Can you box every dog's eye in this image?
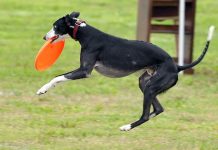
[54,26,60,32]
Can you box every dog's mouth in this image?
[43,28,60,43]
[44,27,70,43]
[43,34,60,43]
[50,35,59,43]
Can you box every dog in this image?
[37,12,214,131]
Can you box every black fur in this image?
[49,12,211,130]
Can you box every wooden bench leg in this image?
[136,0,152,42]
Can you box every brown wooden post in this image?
[136,0,152,42]
[136,0,196,74]
[184,0,196,74]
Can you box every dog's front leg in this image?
[36,75,69,95]
[36,50,98,95]
[36,68,89,95]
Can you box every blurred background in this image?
[0,0,217,149]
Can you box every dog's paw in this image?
[36,83,54,95]
[120,124,132,131]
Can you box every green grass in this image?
[0,0,218,149]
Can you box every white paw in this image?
[149,113,156,119]
[120,124,132,131]
[36,83,54,95]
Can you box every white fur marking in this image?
[73,18,86,27]
[50,76,69,85]
[45,28,70,43]
[207,26,215,41]
[80,23,86,27]
[37,76,69,95]
[149,113,156,119]
[120,124,131,131]
[46,28,55,40]
[36,83,53,95]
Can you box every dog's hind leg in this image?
[138,70,164,119]
[120,65,178,131]
[149,97,164,119]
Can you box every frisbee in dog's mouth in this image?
[34,39,65,71]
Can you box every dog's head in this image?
[43,12,81,43]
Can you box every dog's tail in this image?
[177,26,215,72]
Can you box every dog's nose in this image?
[43,36,46,40]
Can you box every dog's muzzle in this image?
[44,28,70,43]
[44,28,56,41]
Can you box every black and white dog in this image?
[37,12,214,131]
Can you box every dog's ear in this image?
[65,14,71,25]
[70,12,80,18]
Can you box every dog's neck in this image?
[71,19,86,40]
[69,23,106,48]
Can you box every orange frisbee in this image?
[35,39,65,71]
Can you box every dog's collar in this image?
[73,19,86,41]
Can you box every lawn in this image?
[0,0,218,149]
